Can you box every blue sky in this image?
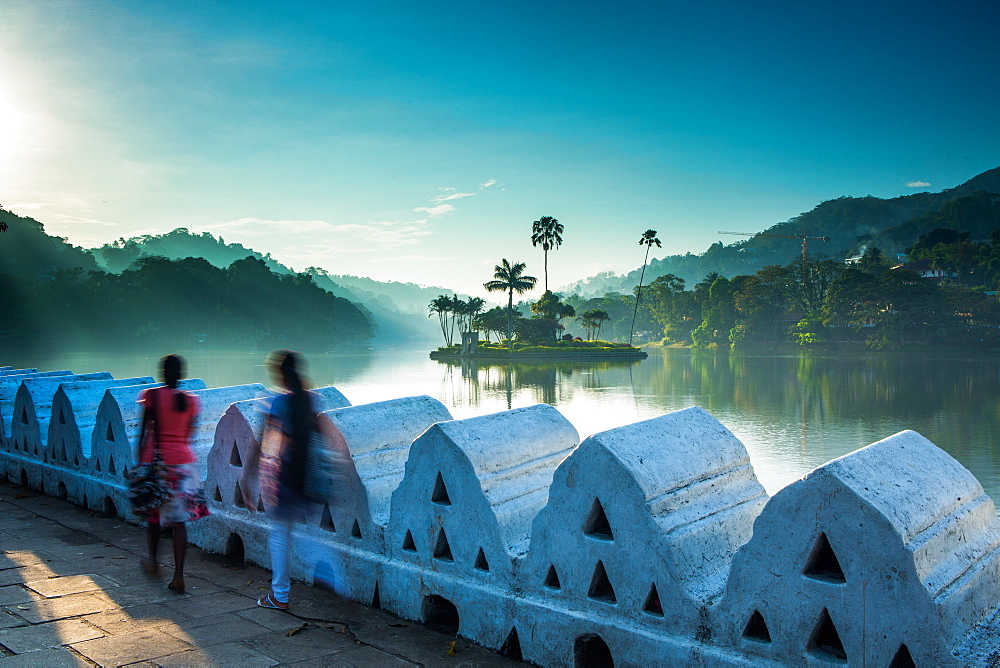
[1,0,998,298]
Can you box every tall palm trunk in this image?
[544,250,549,292]
[507,290,514,351]
[629,245,652,345]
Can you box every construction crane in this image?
[718,230,830,260]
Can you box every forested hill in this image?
[562,166,1000,296]
[92,229,290,275]
[0,209,373,347]
[88,227,448,339]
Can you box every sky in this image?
[1,0,998,299]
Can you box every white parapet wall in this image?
[2,363,999,666]
[714,429,1000,667]
[519,406,770,666]
[0,370,72,447]
[383,404,579,648]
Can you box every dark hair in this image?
[160,354,188,412]
[268,350,314,484]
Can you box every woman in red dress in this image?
[135,354,209,592]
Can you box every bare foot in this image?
[167,577,186,593]
[141,558,160,578]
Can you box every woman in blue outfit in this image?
[242,349,317,610]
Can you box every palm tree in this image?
[630,229,662,345]
[484,259,537,351]
[531,216,564,292]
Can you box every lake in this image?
[5,343,998,501]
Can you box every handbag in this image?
[303,426,334,504]
[128,389,171,513]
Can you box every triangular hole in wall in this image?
[583,498,613,540]
[742,610,771,643]
[803,532,846,584]
[587,560,616,603]
[320,504,336,532]
[73,454,80,468]
[60,441,68,462]
[371,582,381,610]
[95,457,102,472]
[402,530,417,552]
[544,565,561,589]
[58,408,65,424]
[889,644,915,668]
[431,472,451,505]
[642,583,663,617]
[499,627,523,662]
[108,455,116,476]
[123,467,129,478]
[20,406,28,424]
[351,519,362,539]
[474,547,490,572]
[230,441,242,467]
[233,481,246,508]
[213,486,222,502]
[807,608,847,662]
[106,423,115,442]
[257,497,265,512]
[433,528,453,561]
[33,443,39,456]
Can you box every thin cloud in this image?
[413,204,455,217]
[907,181,931,188]
[433,191,475,202]
[480,179,497,189]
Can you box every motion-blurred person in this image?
[134,354,209,593]
[242,350,341,610]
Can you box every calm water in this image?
[5,344,999,500]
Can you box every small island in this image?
[430,334,647,361]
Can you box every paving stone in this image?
[286,644,418,667]
[70,627,192,666]
[24,573,118,598]
[98,581,188,608]
[0,618,104,653]
[162,591,256,616]
[235,607,306,632]
[0,572,40,589]
[0,647,89,667]
[4,592,109,624]
[0,588,38,607]
[161,615,272,646]
[152,642,279,667]
[82,604,192,635]
[0,610,29,630]
[244,625,357,663]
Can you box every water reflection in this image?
[438,358,644,409]
[4,343,998,504]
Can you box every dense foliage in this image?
[636,231,1000,350]
[0,210,373,347]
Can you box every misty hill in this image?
[0,206,99,277]
[562,166,1000,296]
[92,228,291,274]
[0,214,373,346]
[90,227,447,340]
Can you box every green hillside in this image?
[563,166,1000,296]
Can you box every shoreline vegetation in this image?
[430,340,647,361]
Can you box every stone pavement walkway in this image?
[0,480,522,667]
